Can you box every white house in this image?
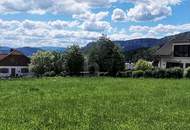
[156,40,190,69]
[0,49,31,77]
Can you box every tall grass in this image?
[0,77,190,129]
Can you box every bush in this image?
[43,71,56,77]
[99,72,109,76]
[132,70,144,78]
[152,68,166,78]
[151,67,183,79]
[135,59,153,71]
[30,51,55,75]
[185,67,190,78]
[166,67,183,79]
[59,72,68,77]
[143,69,153,78]
[116,71,132,78]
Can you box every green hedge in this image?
[118,67,184,79]
[116,71,132,78]
[165,67,184,79]
[185,67,190,78]
[132,70,144,78]
[43,71,56,77]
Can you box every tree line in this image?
[30,37,125,76]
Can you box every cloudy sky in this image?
[0,0,189,47]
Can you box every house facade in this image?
[0,49,31,77]
[156,40,190,69]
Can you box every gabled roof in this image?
[155,40,190,56]
[155,42,173,56]
[0,54,7,61]
[0,49,29,62]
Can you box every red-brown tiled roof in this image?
[0,54,8,61]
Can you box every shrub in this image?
[99,72,109,76]
[132,70,144,78]
[43,71,56,77]
[143,69,153,78]
[30,51,55,75]
[116,71,132,78]
[59,72,67,77]
[185,67,190,78]
[166,67,183,79]
[152,68,166,78]
[135,59,153,71]
[151,67,183,79]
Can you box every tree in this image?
[135,59,153,71]
[88,37,125,76]
[52,51,65,74]
[64,45,84,75]
[30,51,55,75]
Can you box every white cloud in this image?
[0,0,182,22]
[127,3,172,21]
[81,21,111,32]
[73,11,111,32]
[0,19,103,47]
[73,11,109,21]
[129,23,190,37]
[112,0,181,22]
[0,0,90,14]
[0,0,117,15]
[112,8,127,21]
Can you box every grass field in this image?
[0,77,190,130]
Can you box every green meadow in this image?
[0,77,190,130]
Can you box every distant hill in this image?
[0,47,11,54]
[83,38,162,54]
[17,47,43,57]
[0,46,66,57]
[40,47,65,52]
[84,31,190,54]
[114,38,161,52]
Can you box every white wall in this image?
[125,63,134,70]
[159,43,190,69]
[159,57,190,69]
[0,66,30,77]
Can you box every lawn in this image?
[0,77,190,130]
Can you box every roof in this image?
[0,49,29,62]
[155,40,190,56]
[0,54,7,60]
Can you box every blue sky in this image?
[0,0,189,47]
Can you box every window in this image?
[166,62,183,68]
[21,68,29,73]
[174,45,190,57]
[0,68,9,73]
[186,63,190,68]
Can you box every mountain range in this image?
[84,31,190,53]
[0,31,190,57]
[0,46,66,57]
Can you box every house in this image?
[0,49,31,77]
[125,63,134,70]
[156,40,190,69]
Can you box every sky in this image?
[0,0,189,47]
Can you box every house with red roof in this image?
[0,49,30,77]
